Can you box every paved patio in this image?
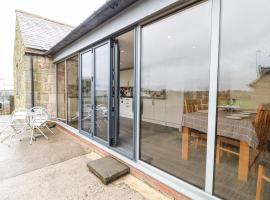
[0,116,170,200]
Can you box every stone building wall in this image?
[13,19,57,117]
[33,56,56,117]
[13,20,31,110]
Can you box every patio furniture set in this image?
[0,107,55,146]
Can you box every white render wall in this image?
[53,0,178,62]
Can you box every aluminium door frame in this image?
[204,0,220,194]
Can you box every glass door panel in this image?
[67,56,79,129]
[214,0,270,199]
[81,51,93,134]
[140,1,211,189]
[57,61,66,122]
[111,30,135,158]
[94,43,110,142]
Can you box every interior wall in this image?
[120,69,133,87]
[141,92,184,128]
[120,66,184,128]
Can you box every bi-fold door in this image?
[79,41,111,145]
[79,35,135,159]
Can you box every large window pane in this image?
[67,56,79,129]
[214,1,270,199]
[57,61,66,122]
[140,2,211,188]
[81,51,93,133]
[94,44,110,141]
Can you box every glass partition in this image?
[140,2,211,188]
[66,56,79,129]
[94,43,110,141]
[81,51,93,133]
[214,0,270,199]
[56,61,66,122]
[111,30,135,158]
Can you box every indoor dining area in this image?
[139,0,270,199]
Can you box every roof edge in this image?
[15,9,74,28]
[46,0,139,56]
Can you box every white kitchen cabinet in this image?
[141,98,154,120]
[153,99,166,123]
[119,97,133,118]
[165,91,183,127]
[141,91,184,128]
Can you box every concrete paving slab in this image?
[0,153,145,200]
[87,156,130,185]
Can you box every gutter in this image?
[30,55,34,107]
[46,0,139,56]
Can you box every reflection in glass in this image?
[140,2,211,188]
[95,44,109,141]
[66,56,79,129]
[56,61,66,122]
[115,30,134,157]
[81,51,93,133]
[214,1,270,199]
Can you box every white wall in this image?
[120,69,133,87]
[53,0,178,61]
[141,91,184,128]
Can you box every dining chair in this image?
[184,99,199,113]
[256,162,270,200]
[28,107,54,144]
[184,99,207,149]
[0,108,29,146]
[216,103,270,166]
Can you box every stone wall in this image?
[33,56,56,117]
[13,18,56,117]
[13,19,31,110]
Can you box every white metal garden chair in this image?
[0,108,29,146]
[28,107,54,145]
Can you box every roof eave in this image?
[46,0,139,56]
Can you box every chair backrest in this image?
[184,99,199,113]
[10,108,28,123]
[28,107,48,126]
[254,103,270,151]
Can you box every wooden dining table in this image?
[181,110,259,182]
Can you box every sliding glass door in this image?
[140,1,211,189]
[213,0,270,199]
[56,57,79,127]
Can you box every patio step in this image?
[87,156,130,185]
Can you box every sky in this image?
[0,0,106,90]
[142,0,270,91]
